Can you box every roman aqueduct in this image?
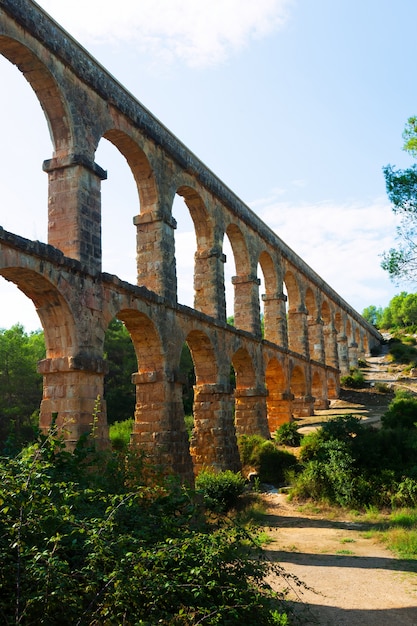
[0,0,381,482]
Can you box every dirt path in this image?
[264,352,417,625]
[265,493,417,625]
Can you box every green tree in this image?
[376,291,417,329]
[361,305,383,327]
[103,318,137,424]
[0,324,45,450]
[382,117,417,281]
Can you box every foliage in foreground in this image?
[0,429,293,625]
[290,408,417,509]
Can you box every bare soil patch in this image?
[264,493,417,625]
[264,353,417,625]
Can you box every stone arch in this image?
[327,372,338,399]
[334,310,342,334]
[0,267,76,358]
[187,329,239,473]
[116,309,164,372]
[225,223,250,275]
[258,251,278,296]
[175,185,221,316]
[258,250,286,343]
[306,287,324,362]
[321,300,331,325]
[0,264,110,446]
[346,318,352,343]
[285,270,308,356]
[103,129,158,210]
[231,347,269,438]
[225,224,260,334]
[0,35,71,156]
[305,287,317,318]
[290,365,306,397]
[265,357,291,432]
[232,347,256,389]
[186,329,218,384]
[117,309,193,479]
[290,364,313,417]
[177,186,213,248]
[283,270,301,310]
[312,370,327,410]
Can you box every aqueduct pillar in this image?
[308,316,325,362]
[130,372,194,481]
[194,246,227,321]
[190,384,241,474]
[37,356,108,447]
[288,306,310,357]
[43,156,106,274]
[262,293,288,346]
[234,387,270,438]
[232,274,262,336]
[134,209,177,303]
[337,334,350,375]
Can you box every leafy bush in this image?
[292,412,417,508]
[340,368,365,388]
[184,413,194,439]
[195,469,245,512]
[0,429,291,625]
[255,442,299,486]
[238,434,267,468]
[391,477,417,508]
[375,382,391,393]
[388,338,417,364]
[109,417,133,450]
[381,390,417,429]
[273,421,302,447]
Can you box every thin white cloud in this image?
[38,0,293,67]
[255,194,401,311]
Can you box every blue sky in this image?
[1,0,417,331]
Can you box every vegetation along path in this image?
[264,352,417,625]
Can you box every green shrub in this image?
[256,441,298,486]
[109,418,133,450]
[388,340,417,364]
[273,421,302,447]
[238,434,268,467]
[391,477,417,508]
[381,390,417,429]
[340,368,365,388]
[375,382,391,393]
[184,413,194,439]
[238,435,299,486]
[195,469,245,512]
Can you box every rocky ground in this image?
[265,352,417,625]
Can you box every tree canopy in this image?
[362,291,417,329]
[382,117,417,282]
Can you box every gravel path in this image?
[265,493,417,625]
[264,352,417,625]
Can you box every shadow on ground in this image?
[288,603,417,626]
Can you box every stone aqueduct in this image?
[0,0,381,481]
